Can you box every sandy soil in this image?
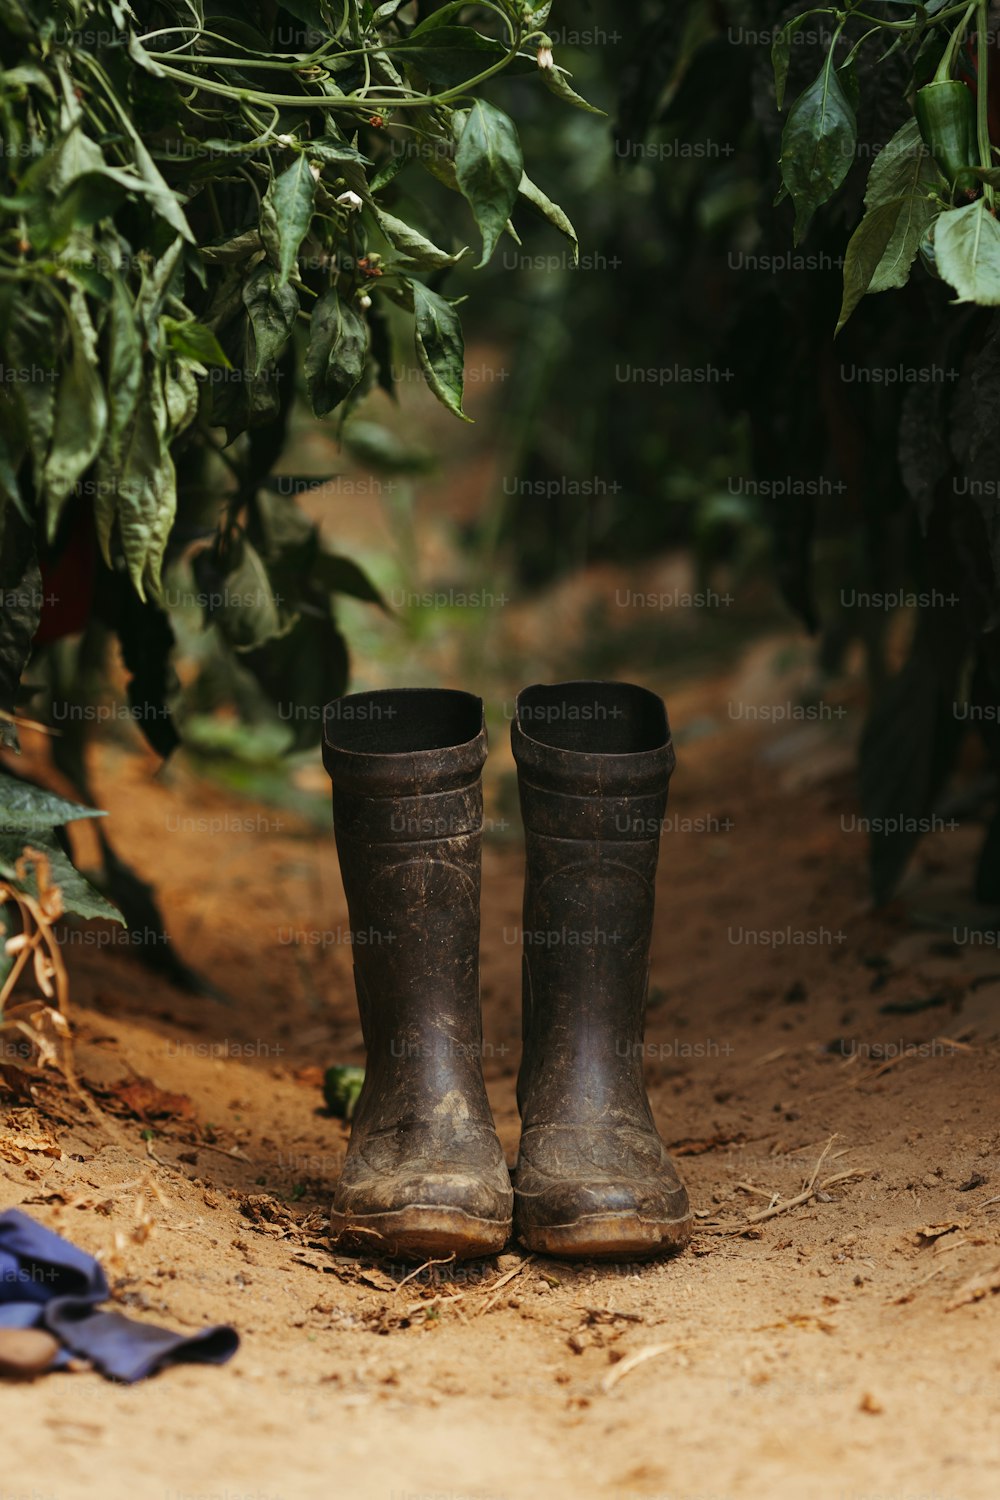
[4,617,1000,1500]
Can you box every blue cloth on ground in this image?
[0,1208,239,1381]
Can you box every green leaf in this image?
[164,361,200,434]
[857,120,943,298]
[0,769,107,834]
[161,317,231,368]
[193,534,285,651]
[0,831,124,925]
[242,265,300,378]
[408,1,477,33]
[541,66,606,117]
[455,99,524,267]
[7,299,57,498]
[517,171,578,263]
[305,288,367,417]
[239,598,349,754]
[773,15,810,112]
[307,137,372,170]
[262,155,317,285]
[0,506,40,746]
[411,279,470,422]
[42,296,108,540]
[372,206,469,269]
[103,368,176,602]
[369,153,408,195]
[935,199,1000,305]
[837,199,911,334]
[98,272,143,565]
[390,27,509,89]
[314,553,389,611]
[114,111,194,243]
[779,51,857,244]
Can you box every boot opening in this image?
[325,688,483,755]
[516,681,668,755]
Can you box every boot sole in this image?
[517,1210,693,1261]
[329,1205,511,1262]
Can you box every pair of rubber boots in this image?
[322,680,692,1262]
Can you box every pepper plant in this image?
[0,0,589,920]
[773,0,1000,322]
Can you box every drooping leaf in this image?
[773,14,810,112]
[314,553,389,611]
[164,360,200,434]
[261,154,317,284]
[305,288,367,417]
[193,533,285,652]
[161,318,231,368]
[0,503,40,748]
[104,367,176,602]
[239,599,350,754]
[411,279,470,422]
[373,206,469,270]
[42,295,107,540]
[541,66,606,117]
[837,199,906,334]
[0,830,124,925]
[780,52,857,244]
[0,769,107,834]
[455,98,523,266]
[935,199,1000,305]
[517,171,578,262]
[242,265,300,377]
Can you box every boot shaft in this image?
[324,688,488,1107]
[511,681,675,1122]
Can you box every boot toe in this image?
[513,1125,692,1259]
[330,1124,513,1261]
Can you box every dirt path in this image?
[3,628,1000,1500]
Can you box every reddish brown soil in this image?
[4,621,1000,1500]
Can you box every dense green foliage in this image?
[0,0,584,768]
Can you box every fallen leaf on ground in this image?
[98,1077,195,1124]
[0,1131,62,1162]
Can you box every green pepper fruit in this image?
[915,79,977,190]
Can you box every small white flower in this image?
[275,133,296,147]
[336,189,364,211]
[309,161,322,181]
[536,45,554,71]
[359,294,372,310]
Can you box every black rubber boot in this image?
[510,680,693,1259]
[323,688,512,1261]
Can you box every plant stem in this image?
[976,0,995,206]
[935,2,977,81]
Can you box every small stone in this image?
[859,1391,883,1414]
[0,1327,60,1379]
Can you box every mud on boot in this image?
[511,680,693,1260]
[323,688,513,1261]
